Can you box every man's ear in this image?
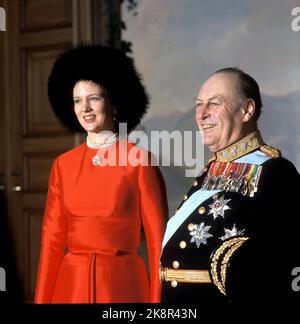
[242,99,255,122]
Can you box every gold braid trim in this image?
[220,237,249,289]
[210,237,249,296]
[214,130,264,162]
[208,155,216,164]
[210,237,243,295]
[159,268,211,283]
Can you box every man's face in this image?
[195,73,247,152]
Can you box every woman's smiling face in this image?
[73,80,114,134]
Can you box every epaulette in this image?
[260,145,281,159]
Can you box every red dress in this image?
[34,140,168,303]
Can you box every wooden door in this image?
[0,0,121,303]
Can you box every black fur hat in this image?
[48,44,149,133]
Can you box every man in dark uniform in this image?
[160,68,300,307]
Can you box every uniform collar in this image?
[212,130,265,163]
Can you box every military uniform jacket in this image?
[160,131,300,306]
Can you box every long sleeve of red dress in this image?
[35,158,67,303]
[138,159,168,303]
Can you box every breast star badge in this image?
[208,195,231,219]
[219,224,245,241]
[189,222,213,248]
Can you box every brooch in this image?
[92,155,102,166]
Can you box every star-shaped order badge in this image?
[219,224,245,241]
[190,222,213,248]
[208,195,231,220]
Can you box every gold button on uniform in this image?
[192,180,198,187]
[171,280,178,288]
[179,241,187,249]
[212,194,219,200]
[172,261,180,269]
[183,194,188,201]
[198,206,206,214]
[188,223,194,231]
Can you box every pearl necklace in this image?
[86,133,118,149]
[86,133,119,166]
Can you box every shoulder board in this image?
[260,145,281,159]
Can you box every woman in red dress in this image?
[34,45,168,303]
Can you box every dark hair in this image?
[48,44,149,133]
[214,67,263,121]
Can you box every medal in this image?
[208,195,231,219]
[219,224,245,241]
[189,222,213,248]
